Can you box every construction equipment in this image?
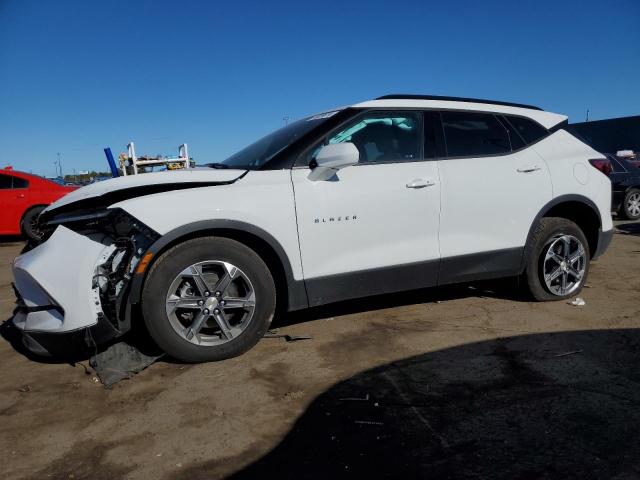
[118,142,193,176]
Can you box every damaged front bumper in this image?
[12,226,122,355]
[11,209,157,356]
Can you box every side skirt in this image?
[303,247,524,308]
[438,247,524,286]
[305,260,439,308]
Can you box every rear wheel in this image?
[524,217,590,301]
[621,188,640,220]
[21,206,45,241]
[142,237,275,362]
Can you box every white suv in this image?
[12,95,613,362]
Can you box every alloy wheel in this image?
[627,192,640,218]
[165,260,256,346]
[542,234,587,296]
[29,216,43,240]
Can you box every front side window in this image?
[0,174,13,189]
[306,111,422,165]
[441,111,511,157]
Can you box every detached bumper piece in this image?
[15,312,120,358]
[12,226,121,356]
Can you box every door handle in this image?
[16,193,25,198]
[517,164,542,173]
[406,178,435,189]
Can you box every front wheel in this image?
[142,237,276,362]
[524,217,590,301]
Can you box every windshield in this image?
[218,111,339,169]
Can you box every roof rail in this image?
[375,94,543,111]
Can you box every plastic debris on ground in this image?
[90,341,164,387]
[264,329,312,342]
[570,297,586,306]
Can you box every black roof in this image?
[375,94,543,111]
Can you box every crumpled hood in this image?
[44,168,247,213]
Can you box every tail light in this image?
[589,158,612,176]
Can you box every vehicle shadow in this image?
[0,313,167,368]
[1,277,528,364]
[0,316,96,365]
[616,221,640,237]
[0,235,25,245]
[0,316,68,364]
[180,328,640,480]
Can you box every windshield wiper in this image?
[205,162,230,169]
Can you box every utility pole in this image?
[585,109,590,122]
[283,115,290,126]
[57,152,62,177]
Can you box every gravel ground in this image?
[0,221,639,479]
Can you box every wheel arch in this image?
[523,195,602,267]
[19,204,48,233]
[128,220,308,314]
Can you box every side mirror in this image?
[308,143,359,181]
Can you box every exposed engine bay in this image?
[37,207,159,335]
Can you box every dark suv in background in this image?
[607,154,640,220]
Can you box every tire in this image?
[621,188,640,220]
[523,217,590,301]
[142,237,276,362]
[21,206,46,241]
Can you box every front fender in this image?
[126,219,308,312]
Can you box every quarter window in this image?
[441,111,511,157]
[504,115,548,145]
[13,177,28,188]
[0,174,13,189]
[307,111,422,165]
[498,116,526,150]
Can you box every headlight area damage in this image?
[12,208,159,356]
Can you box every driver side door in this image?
[291,110,441,306]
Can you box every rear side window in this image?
[0,174,13,189]
[13,177,28,188]
[441,111,511,157]
[504,115,548,145]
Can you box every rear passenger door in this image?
[436,111,552,283]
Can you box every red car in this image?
[0,167,78,240]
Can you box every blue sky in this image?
[1,0,638,176]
